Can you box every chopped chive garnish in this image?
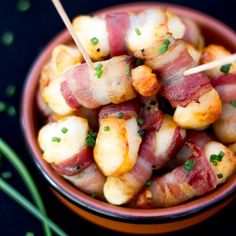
[117,112,123,119]
[61,127,68,134]
[1,171,12,180]
[86,131,97,147]
[7,106,16,117]
[134,58,143,67]
[135,27,141,36]
[51,137,61,143]
[138,129,145,137]
[0,178,67,236]
[17,0,31,12]
[104,126,110,131]
[91,192,96,198]
[220,64,232,74]
[90,37,99,45]
[210,151,225,166]
[125,65,130,75]
[1,31,14,46]
[230,101,236,107]
[137,117,144,126]
[217,173,223,179]
[183,159,196,172]
[0,101,7,112]
[158,39,171,54]
[145,180,151,187]
[0,138,52,236]
[5,85,16,97]
[95,63,103,79]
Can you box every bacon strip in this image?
[211,73,236,103]
[106,13,130,56]
[51,146,93,176]
[133,144,217,208]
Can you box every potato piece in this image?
[199,44,236,78]
[131,65,160,96]
[94,117,141,176]
[204,141,236,184]
[38,116,89,164]
[213,103,236,144]
[173,89,222,129]
[73,16,110,61]
[228,143,236,154]
[186,43,201,63]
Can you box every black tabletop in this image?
[0,0,235,235]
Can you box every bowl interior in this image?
[21,2,236,222]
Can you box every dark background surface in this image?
[0,0,235,235]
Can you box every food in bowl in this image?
[36,7,236,208]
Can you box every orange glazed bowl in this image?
[21,2,236,234]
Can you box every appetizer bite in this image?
[37,7,236,208]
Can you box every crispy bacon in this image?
[211,73,236,103]
[133,144,217,208]
[51,146,93,176]
[106,13,130,56]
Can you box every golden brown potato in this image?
[200,44,236,78]
[131,65,160,96]
[173,89,222,129]
[204,141,236,185]
[94,117,141,177]
[213,103,236,144]
[186,43,201,63]
[228,143,236,154]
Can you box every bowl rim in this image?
[21,2,236,223]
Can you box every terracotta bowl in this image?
[21,2,236,234]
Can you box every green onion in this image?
[1,31,14,46]
[145,180,151,187]
[7,105,17,117]
[51,137,61,143]
[86,131,97,147]
[94,63,103,79]
[1,171,12,180]
[158,39,171,54]
[183,159,196,172]
[138,129,145,137]
[117,112,123,119]
[220,64,232,74]
[0,138,52,236]
[134,58,143,67]
[91,192,96,198]
[0,178,67,236]
[210,151,225,166]
[217,173,223,179]
[0,101,7,112]
[61,127,68,134]
[137,117,144,126]
[90,37,99,45]
[104,126,110,131]
[17,0,31,12]
[230,101,236,107]
[5,85,16,97]
[125,65,130,75]
[135,28,141,36]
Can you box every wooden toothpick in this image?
[183,53,236,76]
[51,0,94,69]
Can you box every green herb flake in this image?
[125,65,130,75]
[5,85,16,97]
[1,171,12,180]
[0,101,7,112]
[135,27,141,36]
[17,0,31,12]
[61,127,68,134]
[7,106,17,117]
[145,180,151,187]
[95,63,103,79]
[217,173,223,179]
[220,64,232,74]
[91,192,96,198]
[90,37,99,45]
[134,58,143,67]
[183,159,196,172]
[104,126,110,131]
[51,137,61,143]
[137,117,144,126]
[138,129,145,137]
[86,131,97,147]
[210,151,225,166]
[230,101,236,107]
[158,39,171,54]
[1,31,14,46]
[117,112,123,119]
